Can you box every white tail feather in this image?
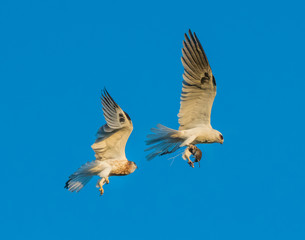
[64,161,105,192]
[145,124,182,160]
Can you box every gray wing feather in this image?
[178,30,217,130]
[91,89,133,161]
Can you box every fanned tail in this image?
[64,161,102,192]
[145,124,182,160]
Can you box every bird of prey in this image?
[65,89,137,196]
[146,30,223,166]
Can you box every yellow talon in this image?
[188,160,194,168]
[99,187,104,196]
[98,180,105,196]
[105,177,109,184]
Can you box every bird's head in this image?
[218,133,224,144]
[212,129,224,144]
[129,161,138,173]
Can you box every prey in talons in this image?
[182,145,202,168]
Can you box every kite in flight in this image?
[146,30,223,167]
[65,89,137,196]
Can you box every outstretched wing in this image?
[178,30,217,130]
[91,89,133,161]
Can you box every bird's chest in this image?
[110,161,132,176]
[194,131,215,144]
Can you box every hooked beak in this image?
[220,140,224,144]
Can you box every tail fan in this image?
[145,124,182,160]
[64,161,102,192]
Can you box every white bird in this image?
[65,89,137,196]
[146,30,223,162]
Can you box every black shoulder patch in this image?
[119,113,125,123]
[212,75,216,86]
[124,111,131,121]
[201,72,210,84]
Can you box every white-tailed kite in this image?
[146,30,223,166]
[65,89,137,196]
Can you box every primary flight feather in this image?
[146,30,223,165]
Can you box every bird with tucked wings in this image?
[65,89,137,196]
[146,30,223,167]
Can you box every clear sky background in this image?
[1,0,305,239]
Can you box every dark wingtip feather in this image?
[193,31,210,67]
[100,88,119,109]
[188,29,196,40]
[105,89,119,108]
[184,33,190,42]
[100,87,107,101]
[64,179,71,189]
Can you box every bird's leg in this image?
[105,177,110,184]
[182,147,194,168]
[185,151,194,168]
[186,155,194,168]
[98,178,106,196]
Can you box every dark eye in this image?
[219,134,223,140]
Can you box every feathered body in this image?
[146,30,223,161]
[100,160,137,176]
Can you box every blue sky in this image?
[1,0,305,239]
